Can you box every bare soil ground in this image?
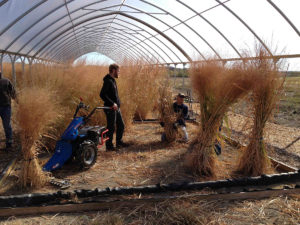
[1,122,278,195]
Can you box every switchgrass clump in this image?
[157,78,178,143]
[17,87,58,188]
[134,65,166,120]
[236,49,285,176]
[185,60,254,177]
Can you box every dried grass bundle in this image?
[17,87,58,188]
[236,49,284,176]
[185,60,254,177]
[158,79,178,143]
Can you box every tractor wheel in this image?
[76,140,97,170]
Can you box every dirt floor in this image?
[0,103,299,224]
[0,118,298,196]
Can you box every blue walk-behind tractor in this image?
[43,100,110,172]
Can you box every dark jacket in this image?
[173,102,188,126]
[0,78,16,107]
[100,74,120,107]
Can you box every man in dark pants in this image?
[0,71,16,150]
[100,64,129,151]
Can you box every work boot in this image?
[5,143,12,151]
[116,141,130,148]
[106,145,118,152]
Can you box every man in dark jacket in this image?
[0,71,16,150]
[100,64,128,151]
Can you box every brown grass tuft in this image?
[158,78,178,143]
[185,60,255,177]
[236,48,285,176]
[17,87,58,188]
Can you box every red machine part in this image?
[98,129,109,148]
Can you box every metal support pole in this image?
[182,63,186,89]
[28,58,33,77]
[21,57,25,77]
[0,53,3,76]
[173,64,177,87]
[8,54,17,86]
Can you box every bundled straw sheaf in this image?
[236,49,284,176]
[185,60,255,177]
[158,79,178,143]
[17,87,58,188]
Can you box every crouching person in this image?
[160,93,189,142]
[173,93,189,142]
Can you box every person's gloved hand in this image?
[112,103,118,111]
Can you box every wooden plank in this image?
[269,156,298,172]
[0,188,299,217]
[0,159,17,188]
[222,134,297,172]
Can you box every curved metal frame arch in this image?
[44,26,160,63]
[139,1,219,59]
[176,0,242,58]
[58,43,137,63]
[32,12,191,62]
[104,3,206,60]
[215,0,273,56]
[54,40,138,62]
[1,0,300,64]
[51,34,153,63]
[46,29,159,63]
[267,0,300,37]
[41,17,177,63]
[43,21,167,63]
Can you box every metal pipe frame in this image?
[41,18,176,63]
[215,0,273,56]
[267,0,300,37]
[53,35,152,63]
[61,44,136,63]
[1,0,300,65]
[0,53,4,75]
[176,0,242,58]
[49,28,162,62]
[88,3,206,60]
[17,1,190,61]
[51,36,143,62]
[0,0,48,36]
[32,12,191,62]
[49,30,157,63]
[8,54,17,85]
[159,54,300,66]
[45,27,158,63]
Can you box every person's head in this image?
[109,63,120,78]
[176,93,185,105]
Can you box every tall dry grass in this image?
[157,78,178,143]
[236,49,285,176]
[185,60,255,177]
[17,87,58,188]
[119,61,166,124]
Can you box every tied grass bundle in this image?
[158,79,178,143]
[236,49,284,176]
[185,61,254,177]
[17,87,58,188]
